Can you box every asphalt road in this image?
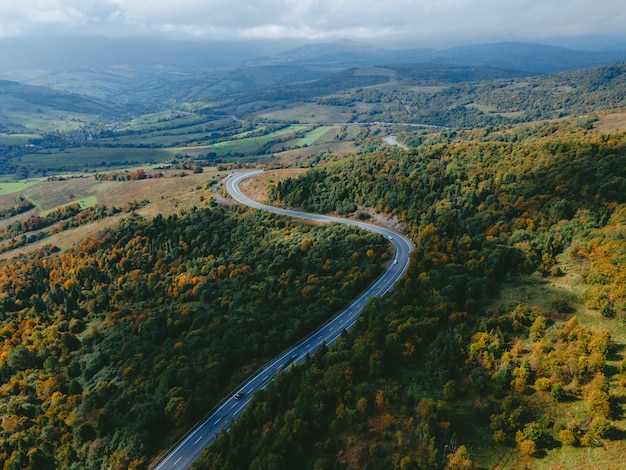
[152,169,414,469]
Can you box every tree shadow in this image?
[609,394,626,421]
[607,341,625,363]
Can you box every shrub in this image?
[559,428,576,446]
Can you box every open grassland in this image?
[96,131,211,147]
[0,133,39,145]
[118,111,206,132]
[207,125,307,156]
[257,103,354,124]
[238,168,309,203]
[0,180,39,195]
[39,195,98,216]
[0,94,101,132]
[3,111,95,133]
[272,139,363,165]
[0,167,224,258]
[297,126,333,146]
[593,110,626,133]
[18,147,175,172]
[95,116,240,148]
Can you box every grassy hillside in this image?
[0,80,115,133]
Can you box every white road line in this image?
[194,435,203,444]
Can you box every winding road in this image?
[152,170,414,469]
[383,135,409,150]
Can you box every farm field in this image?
[0,166,224,258]
[0,180,39,195]
[256,103,354,124]
[17,147,176,173]
[0,133,39,145]
[297,125,334,146]
[204,124,308,156]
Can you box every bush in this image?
[558,428,576,446]
[534,377,552,392]
[518,438,537,456]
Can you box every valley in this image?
[0,39,625,469]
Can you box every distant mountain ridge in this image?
[0,79,116,115]
[251,40,626,74]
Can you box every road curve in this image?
[152,169,414,469]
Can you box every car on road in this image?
[234,392,245,400]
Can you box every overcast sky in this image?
[0,0,624,48]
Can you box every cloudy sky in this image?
[0,0,624,48]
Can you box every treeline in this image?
[195,125,626,467]
[0,197,34,220]
[94,169,164,181]
[0,205,389,468]
[0,203,129,255]
[0,203,83,241]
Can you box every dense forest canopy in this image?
[194,121,626,468]
[2,53,626,469]
[0,206,389,468]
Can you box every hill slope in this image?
[195,118,626,469]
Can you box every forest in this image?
[0,205,390,468]
[2,52,626,469]
[324,63,626,127]
[193,117,626,468]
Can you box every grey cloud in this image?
[0,0,625,47]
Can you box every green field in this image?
[297,126,333,146]
[120,111,211,132]
[0,93,101,132]
[257,103,352,124]
[0,133,39,145]
[18,147,175,172]
[96,130,212,147]
[14,111,95,132]
[201,125,307,156]
[0,181,38,195]
[39,195,98,216]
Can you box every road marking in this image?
[195,435,204,444]
[216,417,221,423]
[174,457,182,465]
[231,402,237,408]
